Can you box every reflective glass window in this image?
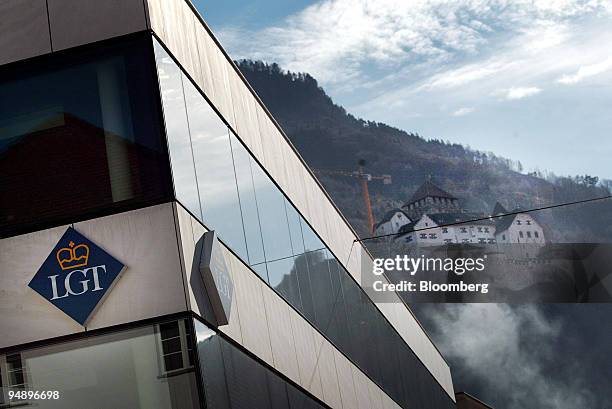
[250,161,293,262]
[0,321,200,409]
[0,35,171,238]
[267,257,302,309]
[285,200,306,256]
[301,219,325,252]
[230,133,266,265]
[183,80,247,260]
[153,42,201,219]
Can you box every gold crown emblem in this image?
[56,241,90,271]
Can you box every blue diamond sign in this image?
[29,227,126,326]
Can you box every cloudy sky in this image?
[196,0,612,180]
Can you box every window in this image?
[0,34,172,238]
[155,43,201,220]
[535,231,540,238]
[1,320,200,408]
[527,231,532,238]
[158,320,194,374]
[419,233,427,239]
[0,353,28,405]
[519,231,524,238]
[442,227,449,233]
[516,220,522,225]
[405,235,413,242]
[429,233,437,239]
[183,78,248,261]
[477,227,482,233]
[478,238,486,243]
[502,234,506,241]
[444,239,453,244]
[484,228,490,233]
[462,239,470,243]
[488,239,496,244]
[526,220,532,225]
[460,227,467,233]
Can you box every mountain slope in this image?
[237,60,612,242]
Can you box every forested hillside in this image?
[237,60,612,242]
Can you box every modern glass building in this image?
[0,1,456,408]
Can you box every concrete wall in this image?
[0,0,453,400]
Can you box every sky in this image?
[195,0,612,180]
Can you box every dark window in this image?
[442,227,448,233]
[527,231,532,238]
[535,231,539,238]
[460,227,467,233]
[0,35,171,238]
[519,231,524,238]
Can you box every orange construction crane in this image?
[314,159,391,234]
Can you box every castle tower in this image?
[402,180,460,219]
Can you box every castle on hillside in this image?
[374,180,546,246]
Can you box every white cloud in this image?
[420,304,597,409]
[557,56,612,84]
[452,107,475,116]
[219,0,611,87]
[504,86,543,100]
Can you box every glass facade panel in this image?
[183,78,248,260]
[0,322,199,409]
[154,43,201,219]
[230,132,266,265]
[267,257,302,310]
[250,160,294,262]
[0,34,172,238]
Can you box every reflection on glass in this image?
[154,43,201,219]
[251,262,269,282]
[230,133,266,265]
[301,219,325,252]
[295,253,316,322]
[251,160,293,261]
[267,257,302,310]
[0,35,170,237]
[184,80,247,260]
[2,321,199,409]
[194,320,325,409]
[285,200,306,256]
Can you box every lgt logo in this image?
[29,227,125,325]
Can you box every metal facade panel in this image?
[230,258,274,366]
[262,288,301,384]
[289,311,324,398]
[334,350,359,409]
[314,333,344,409]
[352,365,374,409]
[47,0,147,51]
[0,0,51,66]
